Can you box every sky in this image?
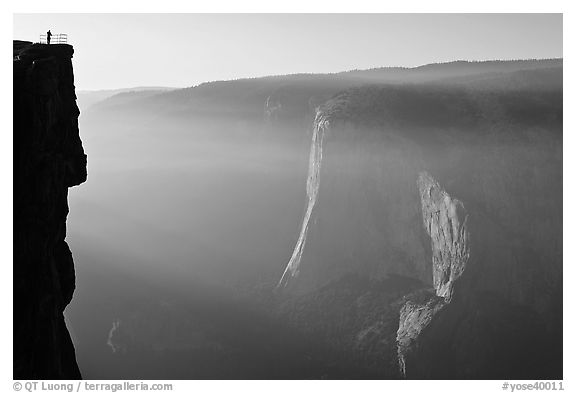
[13,13,563,92]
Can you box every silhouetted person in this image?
[47,30,52,45]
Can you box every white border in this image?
[2,3,571,392]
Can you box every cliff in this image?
[396,172,467,376]
[277,78,562,378]
[13,41,86,379]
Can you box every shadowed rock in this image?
[14,41,86,379]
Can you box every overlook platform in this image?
[13,41,74,64]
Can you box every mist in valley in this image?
[66,90,321,378]
[60,60,563,379]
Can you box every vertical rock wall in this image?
[278,109,330,289]
[417,172,470,301]
[396,172,469,377]
[13,41,86,379]
[397,172,558,379]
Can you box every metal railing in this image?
[39,33,68,44]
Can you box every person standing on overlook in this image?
[46,30,52,44]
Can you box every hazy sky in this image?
[13,13,562,90]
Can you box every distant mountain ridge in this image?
[82,58,562,120]
[77,86,177,112]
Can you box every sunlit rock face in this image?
[13,40,86,379]
[278,109,330,288]
[417,172,469,301]
[396,291,444,377]
[279,77,562,378]
[279,91,433,293]
[398,167,561,379]
[397,172,467,377]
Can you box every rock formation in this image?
[278,108,330,288]
[397,170,560,379]
[397,172,468,377]
[417,172,469,301]
[13,41,86,379]
[278,78,562,378]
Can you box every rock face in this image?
[278,109,331,288]
[396,291,444,377]
[397,172,468,377]
[278,91,433,293]
[397,170,559,379]
[417,172,469,301]
[278,77,562,378]
[13,41,86,379]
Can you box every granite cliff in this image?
[277,76,562,378]
[13,41,86,379]
[396,172,469,377]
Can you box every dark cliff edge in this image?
[14,41,86,379]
